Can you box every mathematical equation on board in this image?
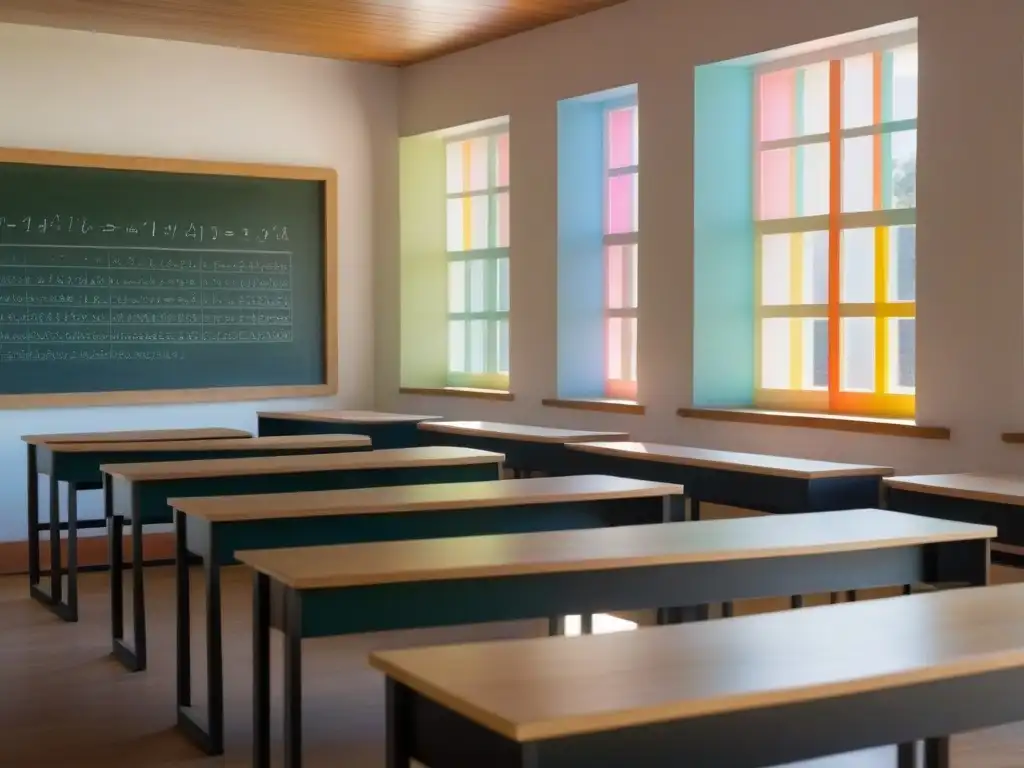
[0,215,290,246]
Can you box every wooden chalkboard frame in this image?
[0,147,338,408]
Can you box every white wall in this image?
[380,0,1024,477]
[0,23,398,541]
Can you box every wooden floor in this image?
[2,565,1024,767]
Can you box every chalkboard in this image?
[0,149,337,407]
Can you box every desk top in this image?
[45,434,370,454]
[257,410,440,424]
[22,427,250,446]
[569,442,892,479]
[885,473,1024,505]
[236,508,992,590]
[419,420,629,444]
[371,581,1021,742]
[172,474,684,522]
[102,446,503,482]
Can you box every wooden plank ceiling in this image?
[0,0,629,65]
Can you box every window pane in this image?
[888,317,915,392]
[888,225,916,302]
[809,318,829,389]
[447,260,466,313]
[445,142,464,194]
[759,69,795,142]
[760,143,828,219]
[842,136,874,213]
[466,137,489,192]
[840,228,875,303]
[495,132,510,187]
[607,172,637,234]
[760,234,791,305]
[801,62,830,135]
[469,195,489,250]
[843,54,875,129]
[496,257,509,312]
[890,129,916,209]
[467,259,486,313]
[624,316,637,381]
[891,44,918,121]
[841,317,875,392]
[496,318,510,374]
[804,231,829,304]
[446,198,464,251]
[760,318,791,389]
[448,320,466,372]
[468,319,487,373]
[627,244,638,309]
[607,318,623,380]
[607,245,624,309]
[607,106,637,169]
[494,191,510,248]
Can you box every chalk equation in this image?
[0,215,290,245]
[0,346,184,363]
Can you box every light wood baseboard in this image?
[0,532,175,576]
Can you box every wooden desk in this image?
[257,410,440,448]
[20,427,252,621]
[568,441,892,517]
[173,474,683,755]
[102,446,502,673]
[886,473,1024,549]
[419,421,629,477]
[372,581,1024,768]
[241,509,992,767]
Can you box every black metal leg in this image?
[206,556,224,754]
[112,513,147,672]
[790,595,805,609]
[548,616,565,636]
[48,474,61,605]
[722,601,734,618]
[175,512,192,711]
[897,741,917,768]
[253,573,272,768]
[657,605,709,624]
[109,513,125,652]
[26,445,40,593]
[903,584,913,596]
[580,613,594,635]
[845,590,857,602]
[830,592,839,604]
[689,497,701,521]
[65,483,79,621]
[385,679,412,768]
[924,737,950,768]
[31,478,79,623]
[283,591,303,768]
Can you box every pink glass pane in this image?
[760,69,796,142]
[607,107,636,169]
[495,132,510,187]
[759,149,792,220]
[606,318,623,380]
[496,192,510,247]
[606,172,637,234]
[606,246,624,309]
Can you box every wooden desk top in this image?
[371,581,1021,742]
[102,446,503,482]
[236,508,992,590]
[22,427,250,446]
[419,420,629,444]
[172,474,684,522]
[569,442,892,479]
[257,410,440,424]
[885,473,1024,505]
[45,434,370,454]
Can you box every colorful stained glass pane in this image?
[760,69,795,142]
[801,62,830,135]
[445,142,464,194]
[889,130,916,208]
[606,172,637,233]
[608,106,637,169]
[887,317,915,392]
[468,319,487,373]
[606,245,625,309]
[607,318,623,380]
[842,54,875,129]
[759,149,792,220]
[448,321,466,372]
[891,44,918,121]
[447,260,465,313]
[445,199,463,251]
[495,191,510,248]
[495,132,510,187]
[888,225,916,302]
[760,234,792,305]
[803,231,829,303]
[760,318,792,389]
[497,319,510,374]
[496,256,509,312]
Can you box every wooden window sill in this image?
[542,398,646,415]
[399,387,514,402]
[676,407,951,440]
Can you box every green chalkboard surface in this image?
[0,150,336,407]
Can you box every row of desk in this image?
[19,409,1024,767]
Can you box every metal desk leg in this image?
[548,616,565,636]
[924,737,950,768]
[790,595,805,609]
[109,511,125,654]
[253,573,272,768]
[386,679,412,768]
[26,445,41,597]
[283,589,304,768]
[897,742,917,768]
[48,474,61,606]
[580,614,594,635]
[112,512,147,672]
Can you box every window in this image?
[754,34,917,417]
[445,129,510,389]
[604,103,639,399]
